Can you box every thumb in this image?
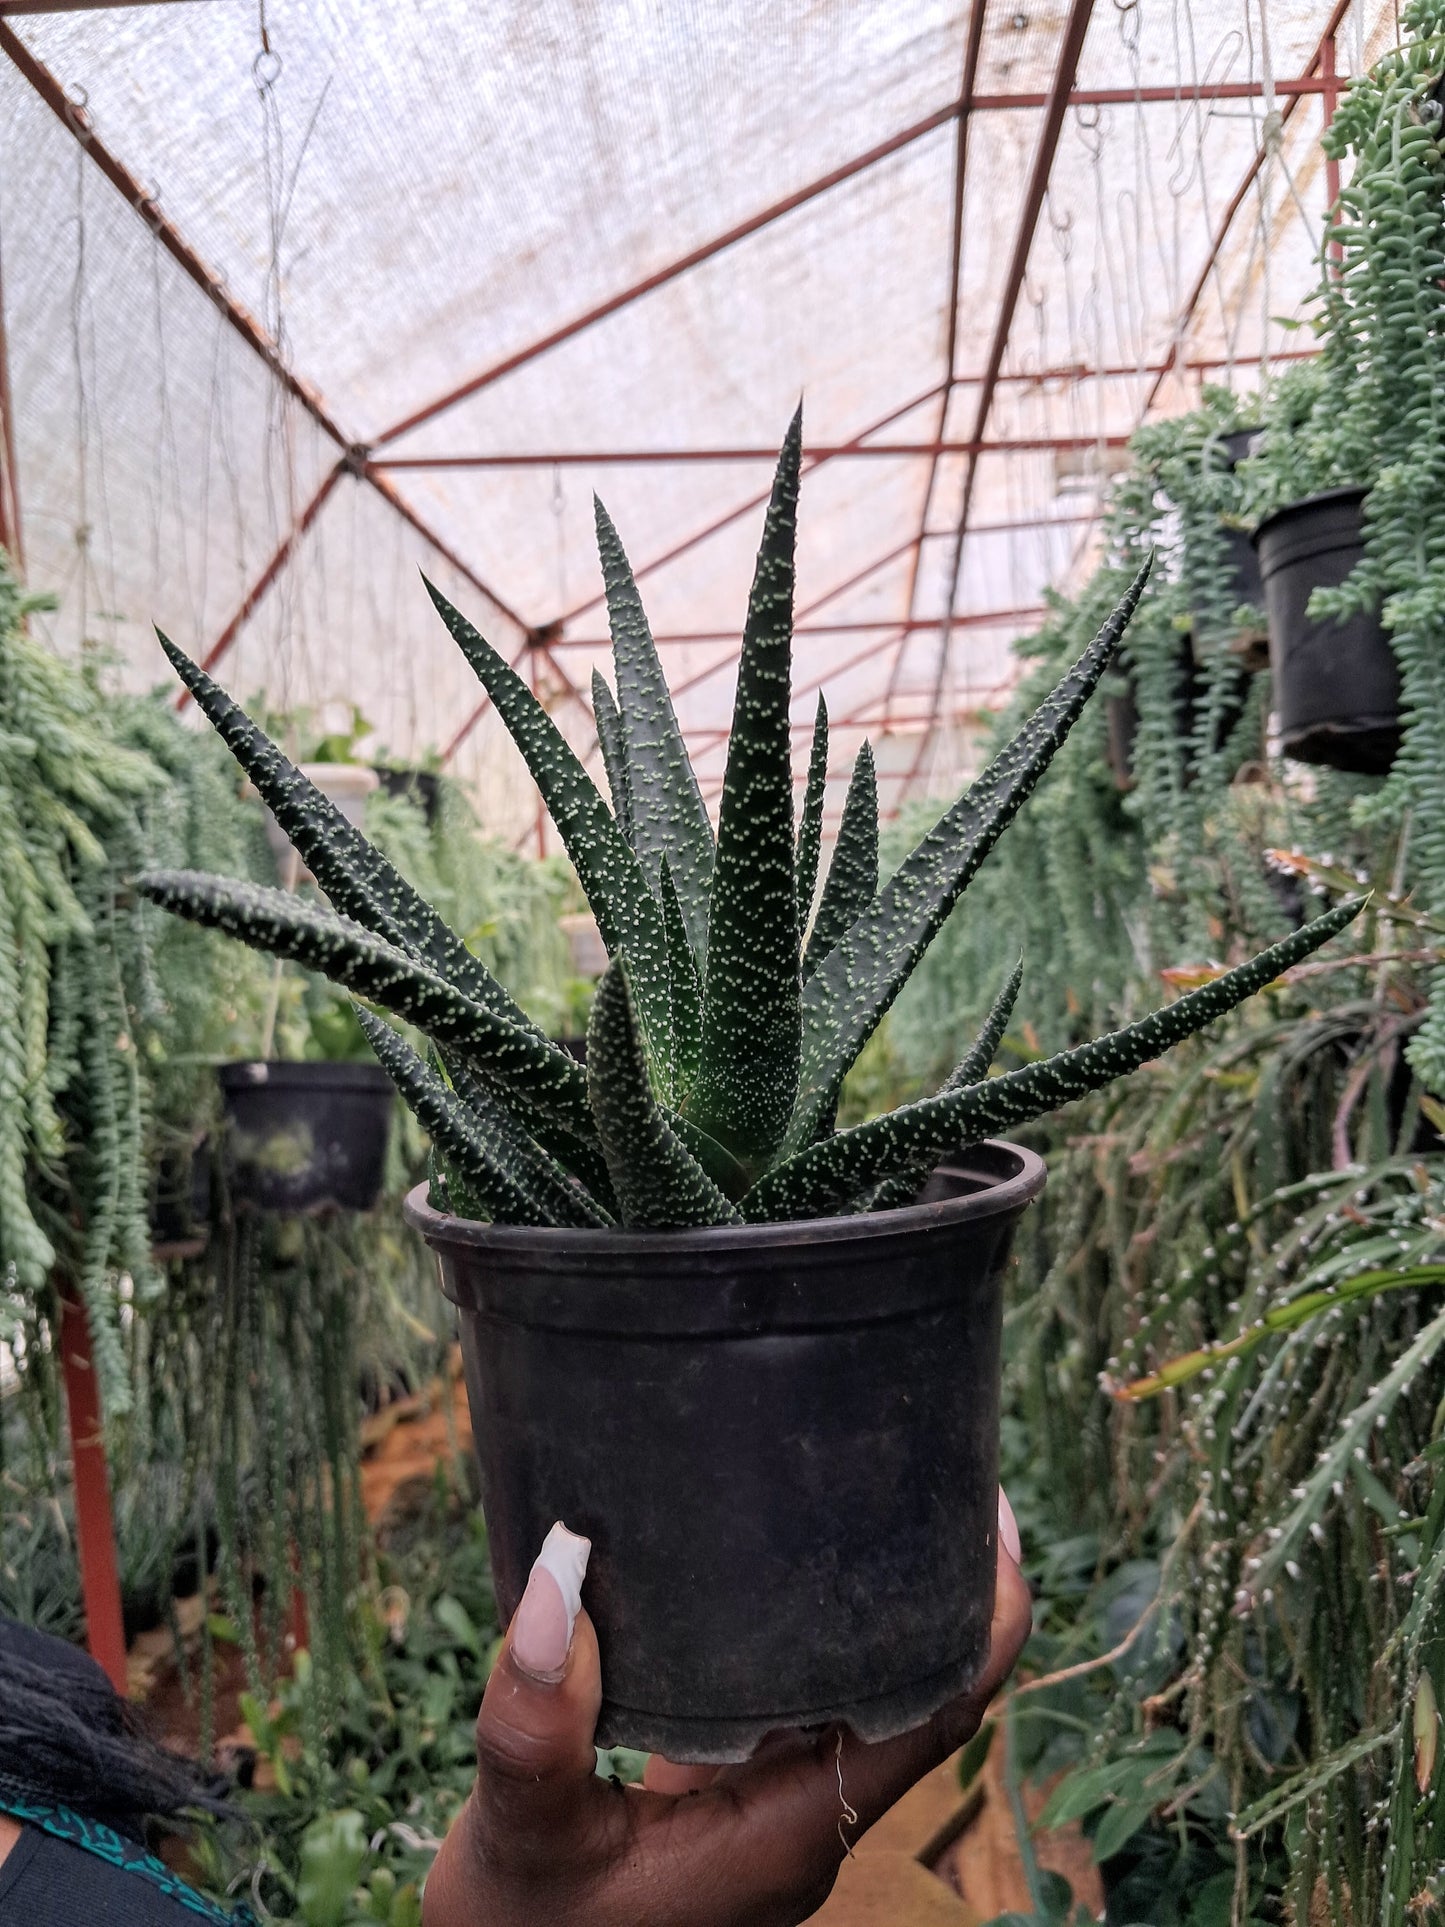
[472,1523,601,1833]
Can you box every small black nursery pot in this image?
[1253,485,1400,775]
[405,1139,1044,1762]
[220,1061,393,1214]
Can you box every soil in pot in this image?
[1253,485,1400,775]
[220,1061,393,1214]
[404,1139,1045,1762]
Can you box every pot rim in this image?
[402,1136,1046,1258]
[1251,482,1368,546]
[218,1059,395,1091]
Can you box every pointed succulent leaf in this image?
[442,1052,618,1218]
[154,630,537,1034]
[135,870,594,1138]
[591,670,635,847]
[784,555,1154,1154]
[659,855,701,1103]
[595,496,714,953]
[688,410,803,1167]
[867,959,1024,1211]
[802,738,878,983]
[745,898,1362,1222]
[424,579,673,1065]
[795,693,828,930]
[588,958,742,1228]
[357,1009,593,1228]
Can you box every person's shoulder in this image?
[0,1821,245,1927]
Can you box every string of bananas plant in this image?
[138,416,1362,1230]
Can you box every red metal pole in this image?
[0,235,22,574]
[373,434,1129,471]
[58,1281,127,1693]
[901,0,1098,801]
[1322,34,1343,272]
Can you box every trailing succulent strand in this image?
[142,417,1362,1230]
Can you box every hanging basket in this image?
[1253,486,1400,775]
[373,765,442,825]
[219,1061,394,1214]
[149,1134,212,1260]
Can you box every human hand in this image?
[422,1494,1031,1927]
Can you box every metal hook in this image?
[252,47,283,89]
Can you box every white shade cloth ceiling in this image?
[0,0,1400,843]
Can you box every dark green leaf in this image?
[802,738,877,983]
[743,898,1362,1221]
[595,496,714,954]
[136,870,593,1139]
[356,1010,582,1228]
[155,629,539,1034]
[795,693,828,930]
[688,410,803,1168]
[660,855,701,1103]
[442,1052,617,1212]
[591,670,634,846]
[587,959,741,1228]
[784,556,1153,1155]
[867,959,1023,1210]
[437,1052,615,1223]
[424,579,673,1067]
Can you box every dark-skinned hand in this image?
[422,1493,1031,1927]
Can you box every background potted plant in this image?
[139,413,1359,1760]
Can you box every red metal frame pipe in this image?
[58,1281,128,1693]
[373,435,1130,471]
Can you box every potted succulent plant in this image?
[137,414,1359,1761]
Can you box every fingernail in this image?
[511,1521,591,1681]
[997,1488,1021,1565]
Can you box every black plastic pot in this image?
[1253,485,1400,775]
[1197,431,1268,671]
[219,1062,393,1214]
[150,1135,212,1258]
[404,1140,1045,1761]
[374,766,442,825]
[1104,640,1251,792]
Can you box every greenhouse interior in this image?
[7,0,1445,1921]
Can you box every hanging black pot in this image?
[1104,636,1251,792]
[1252,485,1400,775]
[1202,429,1269,672]
[149,1135,212,1259]
[373,766,442,825]
[403,1139,1045,1762]
[219,1062,393,1214]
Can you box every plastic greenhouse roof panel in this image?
[0,0,1405,841]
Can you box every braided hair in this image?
[0,1616,229,1844]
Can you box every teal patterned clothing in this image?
[0,1782,256,1925]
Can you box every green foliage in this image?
[188,1480,500,1924]
[1305,1,1445,1088]
[144,426,1354,1231]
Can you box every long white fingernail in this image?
[997,1488,1022,1564]
[511,1521,591,1681]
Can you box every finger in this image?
[471,1523,602,1836]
